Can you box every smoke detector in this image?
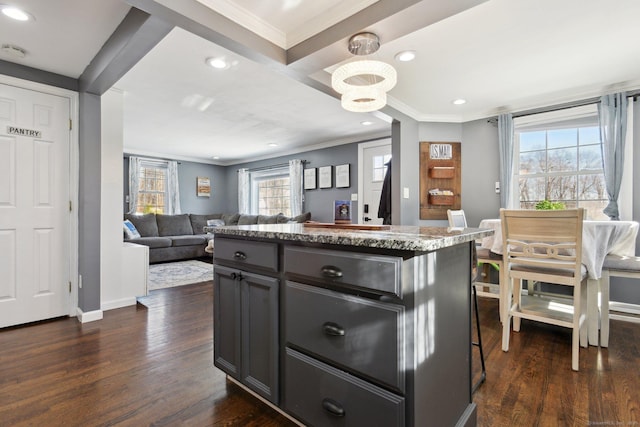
[1,44,26,58]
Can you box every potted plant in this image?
[535,200,566,210]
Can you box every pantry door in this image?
[0,83,71,328]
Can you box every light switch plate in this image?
[351,193,358,201]
[403,187,410,199]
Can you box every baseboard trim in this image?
[76,307,103,323]
[101,297,138,311]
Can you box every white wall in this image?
[100,89,135,310]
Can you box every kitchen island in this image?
[210,223,492,427]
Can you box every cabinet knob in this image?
[321,265,343,278]
[322,398,345,417]
[233,251,247,260]
[322,322,345,337]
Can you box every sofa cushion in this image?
[157,214,194,236]
[277,211,312,223]
[170,235,207,247]
[128,236,172,249]
[257,213,284,224]
[124,213,159,237]
[238,214,259,225]
[189,214,223,234]
[222,213,240,225]
[123,220,141,239]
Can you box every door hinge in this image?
[69,281,72,292]
[69,118,72,130]
[69,200,72,211]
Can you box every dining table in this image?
[478,218,639,346]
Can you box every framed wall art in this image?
[335,164,350,188]
[197,176,210,197]
[304,168,317,190]
[319,166,332,188]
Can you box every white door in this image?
[358,140,392,225]
[0,83,71,328]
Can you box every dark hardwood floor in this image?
[1,282,638,426]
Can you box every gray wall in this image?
[123,156,228,215]
[224,142,362,223]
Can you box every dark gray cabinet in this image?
[213,239,279,404]
[213,234,476,427]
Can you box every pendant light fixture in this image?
[331,32,397,113]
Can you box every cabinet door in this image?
[213,265,241,379]
[241,271,279,404]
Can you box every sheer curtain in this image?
[598,92,628,220]
[128,156,141,214]
[238,168,250,214]
[289,159,303,216]
[167,160,181,215]
[498,113,515,208]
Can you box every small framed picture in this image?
[335,164,350,188]
[319,166,332,188]
[334,200,352,224]
[197,176,210,197]
[304,168,317,190]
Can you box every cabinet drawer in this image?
[285,281,405,392]
[285,348,404,427]
[284,246,402,297]
[214,237,278,272]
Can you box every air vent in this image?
[1,44,26,58]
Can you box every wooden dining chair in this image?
[500,208,588,371]
[447,210,506,323]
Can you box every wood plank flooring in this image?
[1,281,638,426]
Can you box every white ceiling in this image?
[2,0,640,165]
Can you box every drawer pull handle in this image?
[229,272,243,281]
[233,251,247,260]
[322,322,345,337]
[322,398,345,417]
[321,265,343,278]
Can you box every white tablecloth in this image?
[479,219,639,280]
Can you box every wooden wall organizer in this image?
[420,142,461,220]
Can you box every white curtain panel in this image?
[128,156,141,214]
[598,92,628,220]
[167,160,181,214]
[238,168,250,214]
[498,113,515,209]
[289,159,303,216]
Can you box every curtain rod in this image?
[238,160,307,173]
[488,89,640,123]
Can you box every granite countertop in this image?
[208,223,493,252]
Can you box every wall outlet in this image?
[351,193,358,201]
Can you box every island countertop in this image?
[208,223,493,252]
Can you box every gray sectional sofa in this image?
[124,212,311,264]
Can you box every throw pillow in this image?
[207,219,225,227]
[123,220,141,239]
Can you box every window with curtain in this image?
[514,104,608,220]
[250,166,291,216]
[134,160,168,214]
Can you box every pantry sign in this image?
[7,126,41,138]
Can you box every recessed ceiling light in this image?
[268,143,278,147]
[1,5,33,21]
[394,50,416,62]
[206,57,229,70]
[212,156,220,160]
[452,99,467,105]
[361,121,373,126]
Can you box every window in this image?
[135,160,168,214]
[514,105,608,220]
[372,153,392,181]
[250,166,291,216]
